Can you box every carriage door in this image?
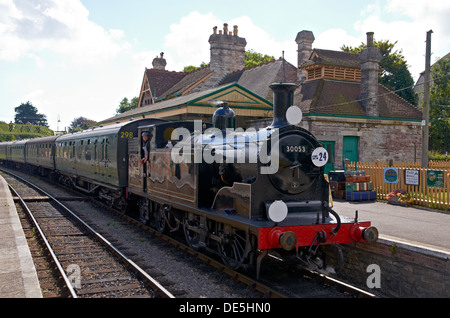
[128,136,143,191]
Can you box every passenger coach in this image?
[54,119,164,206]
[26,135,58,175]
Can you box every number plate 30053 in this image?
[284,145,307,153]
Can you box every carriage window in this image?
[78,141,82,159]
[85,146,91,161]
[101,139,104,160]
[105,138,109,160]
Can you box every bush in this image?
[429,150,450,161]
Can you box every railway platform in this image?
[333,199,450,255]
[0,174,42,298]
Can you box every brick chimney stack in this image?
[209,23,247,82]
[152,52,167,70]
[359,32,381,116]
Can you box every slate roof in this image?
[295,78,423,120]
[131,45,422,127]
[159,65,212,97]
[220,58,299,102]
[300,49,360,69]
[144,68,185,99]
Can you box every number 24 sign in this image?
[311,147,328,167]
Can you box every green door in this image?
[320,141,335,175]
[343,136,358,165]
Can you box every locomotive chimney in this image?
[269,83,297,127]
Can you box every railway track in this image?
[4,171,174,298]
[1,167,376,298]
[102,205,376,298]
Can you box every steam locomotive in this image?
[0,83,378,278]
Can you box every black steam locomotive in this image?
[0,83,378,278]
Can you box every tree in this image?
[341,40,418,105]
[182,50,275,73]
[116,97,138,114]
[183,62,208,73]
[14,101,49,127]
[68,117,98,133]
[429,57,450,153]
[244,49,274,69]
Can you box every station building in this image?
[99,25,423,172]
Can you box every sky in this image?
[0,0,449,132]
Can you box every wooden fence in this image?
[345,161,450,211]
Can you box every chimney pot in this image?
[233,25,238,36]
[223,23,228,34]
[213,26,217,34]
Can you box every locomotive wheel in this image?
[216,224,249,269]
[183,213,203,250]
[154,204,166,233]
[139,198,150,225]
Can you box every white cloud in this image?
[162,12,297,71]
[354,0,450,79]
[0,0,130,66]
[314,29,362,51]
[163,11,220,71]
[20,88,45,103]
[0,0,141,131]
[228,16,296,64]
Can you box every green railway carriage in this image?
[26,135,58,171]
[54,119,164,196]
[9,140,28,164]
[0,142,12,161]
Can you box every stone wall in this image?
[319,238,450,297]
[303,117,422,168]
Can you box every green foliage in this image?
[428,150,450,161]
[116,97,139,114]
[429,57,450,153]
[341,40,418,105]
[68,117,98,133]
[244,49,274,69]
[183,62,208,73]
[182,50,275,73]
[0,121,53,141]
[14,101,49,127]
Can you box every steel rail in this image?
[4,170,175,298]
[8,184,78,298]
[299,267,376,298]
[113,211,287,298]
